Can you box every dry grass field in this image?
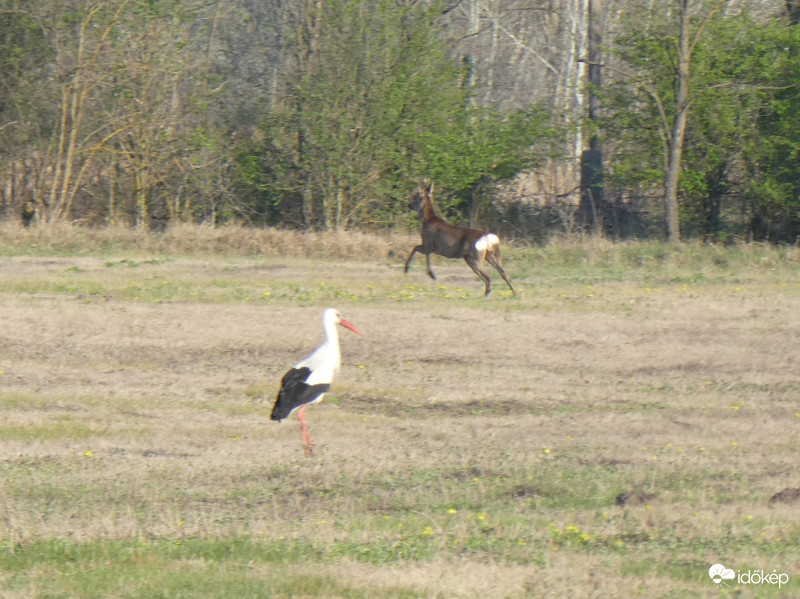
[0,223,799,598]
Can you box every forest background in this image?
[2,0,800,243]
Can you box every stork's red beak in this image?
[339,319,362,335]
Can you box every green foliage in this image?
[603,3,800,240]
[408,105,552,219]
[6,0,800,239]
[0,9,54,146]
[675,11,769,238]
[245,0,550,229]
[745,20,800,240]
[250,0,459,228]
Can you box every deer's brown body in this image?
[403,181,515,297]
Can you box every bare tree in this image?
[0,0,233,226]
[449,1,595,215]
[108,0,232,226]
[662,0,729,242]
[22,0,137,223]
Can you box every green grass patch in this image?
[0,421,97,441]
[0,538,426,598]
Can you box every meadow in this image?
[0,222,799,598]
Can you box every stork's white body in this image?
[270,308,361,454]
[293,314,342,397]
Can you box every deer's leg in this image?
[403,245,422,274]
[465,255,492,296]
[486,252,515,295]
[425,253,437,280]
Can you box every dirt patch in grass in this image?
[343,394,535,418]
[769,487,800,506]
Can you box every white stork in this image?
[271,307,362,455]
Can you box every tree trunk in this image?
[579,0,605,233]
[663,0,691,243]
[787,0,800,25]
[559,0,588,167]
[302,179,313,228]
[335,188,344,230]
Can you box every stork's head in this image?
[323,308,362,335]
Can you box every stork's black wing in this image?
[270,367,331,421]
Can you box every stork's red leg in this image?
[298,405,313,456]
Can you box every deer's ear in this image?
[427,181,434,196]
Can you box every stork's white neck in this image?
[322,315,340,349]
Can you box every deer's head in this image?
[408,180,434,216]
